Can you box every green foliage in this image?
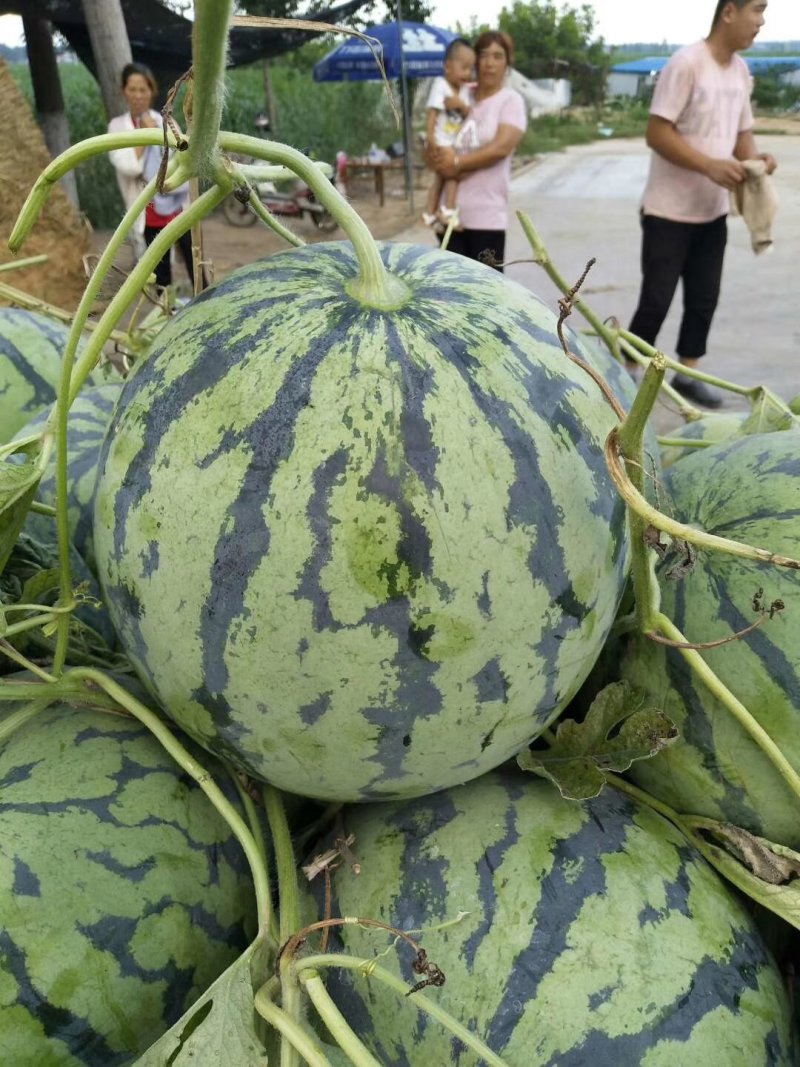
[751,67,800,111]
[498,1,612,105]
[222,61,396,161]
[517,100,648,156]
[9,55,397,227]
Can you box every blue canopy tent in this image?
[313,21,457,80]
[313,20,458,209]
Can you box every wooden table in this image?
[345,159,428,207]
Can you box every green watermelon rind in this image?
[93,241,631,802]
[306,769,796,1065]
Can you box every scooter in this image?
[222,113,338,232]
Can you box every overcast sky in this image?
[1,3,797,48]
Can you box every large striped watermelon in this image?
[93,242,630,802]
[14,383,122,573]
[0,679,258,1065]
[306,769,795,1064]
[619,433,800,845]
[0,309,110,444]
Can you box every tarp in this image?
[2,0,371,96]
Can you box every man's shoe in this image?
[671,374,723,409]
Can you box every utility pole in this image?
[80,0,132,119]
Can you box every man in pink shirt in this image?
[628,0,777,407]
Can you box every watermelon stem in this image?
[264,785,302,945]
[7,129,172,254]
[186,0,230,184]
[0,693,57,742]
[49,182,227,675]
[518,211,622,357]
[293,954,510,1067]
[218,134,411,311]
[253,987,332,1066]
[300,970,381,1067]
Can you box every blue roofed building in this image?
[608,54,800,98]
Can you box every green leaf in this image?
[0,460,41,575]
[518,681,678,801]
[740,388,800,436]
[19,567,61,605]
[134,936,273,1066]
[682,816,800,931]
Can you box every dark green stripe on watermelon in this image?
[94,241,630,801]
[306,769,795,1065]
[621,433,800,846]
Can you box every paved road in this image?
[399,134,800,408]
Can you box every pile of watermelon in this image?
[2,223,800,1066]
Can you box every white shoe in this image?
[422,212,438,227]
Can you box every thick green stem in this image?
[253,988,331,1067]
[656,437,713,451]
[188,0,233,181]
[0,643,56,682]
[66,668,274,937]
[264,784,304,1067]
[615,355,667,630]
[230,775,279,945]
[617,336,697,413]
[50,166,201,673]
[0,281,130,348]
[300,971,381,1067]
[3,612,62,638]
[294,955,509,1067]
[619,329,753,397]
[263,786,301,942]
[246,189,305,247]
[219,134,410,310]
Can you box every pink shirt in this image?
[453,86,527,231]
[642,41,754,223]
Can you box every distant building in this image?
[608,54,800,98]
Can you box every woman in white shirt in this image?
[107,62,161,262]
[107,62,199,292]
